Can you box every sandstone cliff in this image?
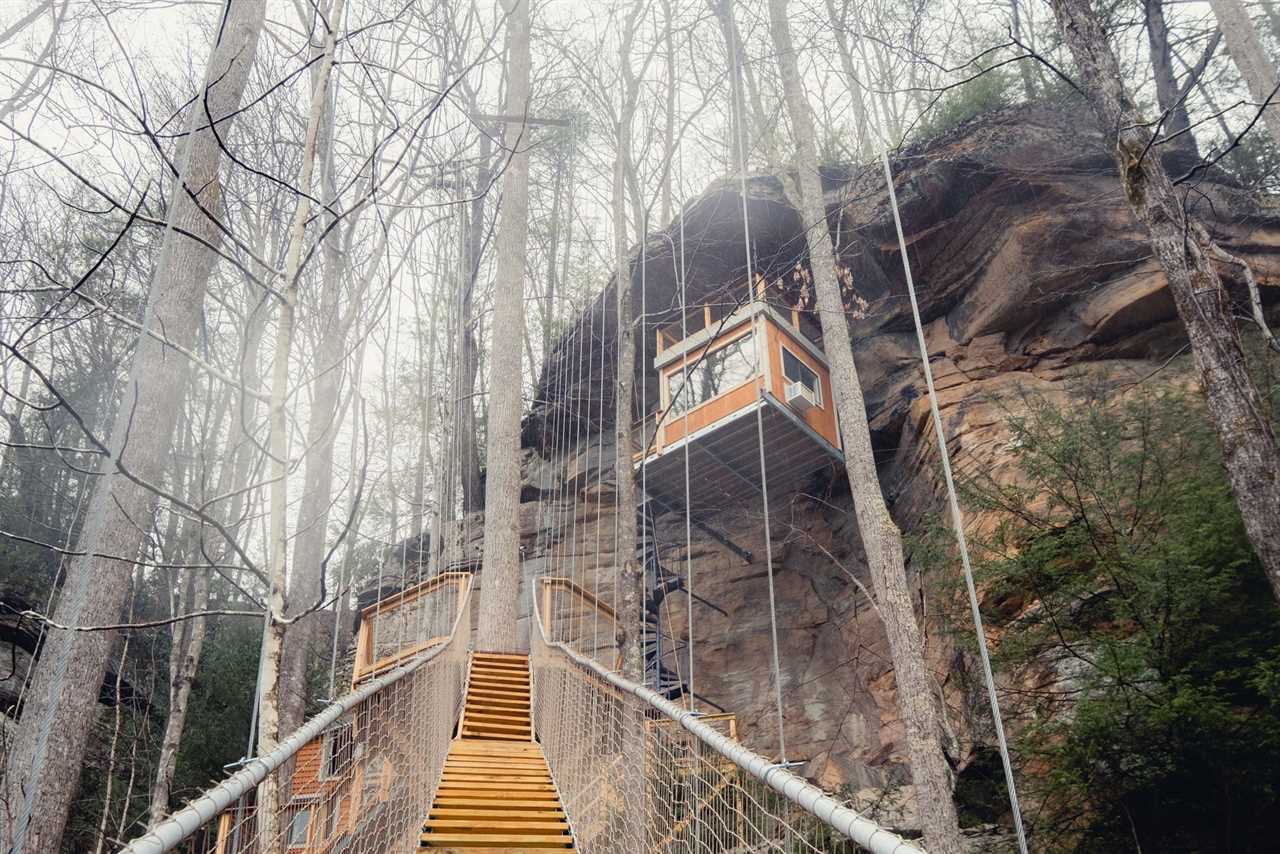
[459,103,1280,834]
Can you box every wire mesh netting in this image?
[120,575,472,854]
[530,591,898,854]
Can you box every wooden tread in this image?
[420,652,573,851]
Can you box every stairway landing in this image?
[420,652,573,851]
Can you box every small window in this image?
[322,724,353,779]
[781,347,821,406]
[287,807,311,848]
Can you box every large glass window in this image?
[781,346,822,406]
[667,334,757,416]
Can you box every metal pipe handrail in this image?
[118,575,474,854]
[531,586,925,854]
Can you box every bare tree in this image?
[0,1,267,848]
[766,0,966,851]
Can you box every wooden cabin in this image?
[636,279,844,510]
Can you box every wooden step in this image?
[420,834,572,849]
[430,808,566,819]
[425,819,570,831]
[442,768,547,783]
[449,741,542,754]
[432,797,564,809]
[437,783,558,793]
[445,758,547,769]
[472,652,529,661]
[466,688,530,701]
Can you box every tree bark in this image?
[475,0,532,653]
[613,1,644,686]
[256,5,345,842]
[278,75,348,736]
[0,2,266,850]
[1207,0,1280,150]
[765,1,965,851]
[1048,0,1280,599]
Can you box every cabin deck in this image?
[638,391,843,512]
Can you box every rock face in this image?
[492,104,1279,832]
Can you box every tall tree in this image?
[1047,0,1280,600]
[0,0,267,848]
[1207,0,1280,150]
[1143,0,1197,156]
[765,0,966,851]
[613,0,645,685]
[475,0,533,652]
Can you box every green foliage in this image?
[912,68,1015,143]
[1221,132,1280,197]
[938,379,1280,852]
[172,618,260,800]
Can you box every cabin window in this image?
[321,723,353,779]
[287,807,312,848]
[781,346,821,406]
[667,334,757,416]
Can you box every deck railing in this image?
[352,570,471,685]
[119,574,473,854]
[530,581,924,854]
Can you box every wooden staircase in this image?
[420,652,574,851]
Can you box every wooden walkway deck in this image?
[419,653,574,851]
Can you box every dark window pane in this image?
[782,347,818,394]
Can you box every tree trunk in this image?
[1143,0,1198,156]
[1049,0,1280,598]
[0,2,265,849]
[1011,0,1040,100]
[614,2,644,686]
[457,137,491,515]
[475,0,532,653]
[1207,0,1280,149]
[257,3,345,839]
[279,77,348,736]
[765,1,965,851]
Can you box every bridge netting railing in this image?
[530,582,925,854]
[118,573,473,854]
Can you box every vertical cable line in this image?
[881,151,1028,854]
[727,5,786,762]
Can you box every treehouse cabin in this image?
[637,279,844,511]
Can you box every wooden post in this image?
[703,304,712,329]
[214,812,232,854]
[541,579,554,641]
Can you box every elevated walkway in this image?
[120,570,921,854]
[420,653,574,851]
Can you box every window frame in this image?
[320,723,353,781]
[663,329,759,417]
[286,805,314,849]
[780,344,822,407]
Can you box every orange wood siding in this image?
[765,322,841,449]
[662,378,761,445]
[292,739,324,797]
